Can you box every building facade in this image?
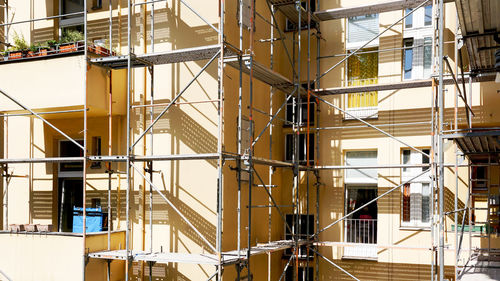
[0,0,499,280]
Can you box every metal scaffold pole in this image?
[437,0,445,280]
[247,0,256,279]
[217,0,225,279]
[82,0,88,279]
[125,0,132,279]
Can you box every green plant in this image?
[46,40,58,49]
[61,30,84,43]
[29,43,42,53]
[12,32,29,51]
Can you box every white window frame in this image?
[344,48,379,120]
[403,5,433,81]
[401,148,431,228]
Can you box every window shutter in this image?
[345,151,378,183]
[348,14,379,46]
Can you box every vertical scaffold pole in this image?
[236,0,243,279]
[247,0,255,279]
[217,0,225,280]
[125,0,132,279]
[437,0,445,280]
[82,0,88,279]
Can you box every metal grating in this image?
[89,240,300,265]
[225,55,305,95]
[444,130,500,163]
[269,1,319,25]
[315,0,454,21]
[455,0,500,74]
[90,45,234,69]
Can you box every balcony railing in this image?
[344,218,378,259]
[345,218,377,244]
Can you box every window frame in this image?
[285,99,316,127]
[400,148,432,228]
[59,0,84,28]
[284,133,315,165]
[344,48,379,120]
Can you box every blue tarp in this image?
[72,207,103,233]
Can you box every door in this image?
[344,186,378,259]
[58,179,83,232]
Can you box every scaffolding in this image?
[0,0,499,280]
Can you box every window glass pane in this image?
[402,149,411,172]
[422,183,430,223]
[348,48,378,109]
[403,39,413,80]
[423,37,432,73]
[405,8,413,28]
[410,185,422,223]
[403,184,411,222]
[424,5,432,26]
[422,149,430,172]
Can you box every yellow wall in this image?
[1,0,500,281]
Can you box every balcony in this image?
[0,43,126,116]
[0,230,125,281]
[343,218,378,259]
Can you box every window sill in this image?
[399,226,431,231]
[344,107,378,120]
[341,255,378,261]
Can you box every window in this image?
[402,37,432,80]
[424,5,432,26]
[405,9,413,29]
[347,14,379,49]
[284,214,314,258]
[346,49,379,119]
[285,99,316,126]
[345,151,378,184]
[404,5,432,30]
[344,151,378,258]
[401,149,431,227]
[60,0,84,28]
[285,266,313,281]
[285,133,314,165]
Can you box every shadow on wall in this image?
[318,259,455,281]
[32,184,216,251]
[132,262,194,281]
[131,102,218,167]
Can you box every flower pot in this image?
[8,51,23,60]
[39,49,48,56]
[37,224,53,232]
[27,51,35,57]
[9,224,25,232]
[60,43,76,53]
[24,224,38,232]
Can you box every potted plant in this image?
[8,33,28,59]
[1,50,8,61]
[27,43,40,57]
[60,30,84,53]
[46,39,58,55]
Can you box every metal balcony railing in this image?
[345,218,377,244]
